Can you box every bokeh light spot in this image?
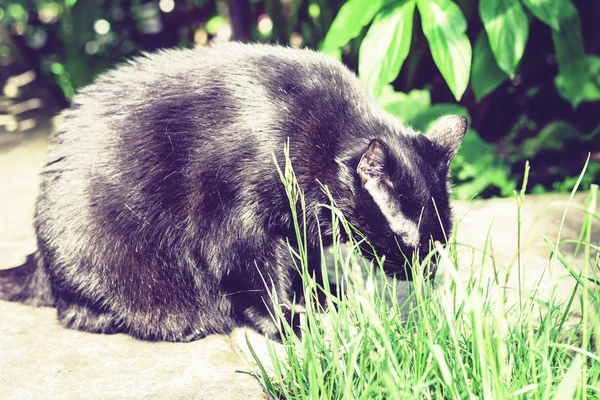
[308,4,320,19]
[7,4,27,22]
[206,15,226,35]
[38,3,60,24]
[85,41,99,54]
[94,19,111,35]
[159,0,175,13]
[50,62,64,75]
[257,15,273,37]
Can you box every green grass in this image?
[249,152,600,399]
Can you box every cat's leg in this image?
[57,294,234,342]
[114,284,234,342]
[123,298,236,343]
[56,296,122,335]
[56,290,214,342]
[226,238,301,341]
[57,298,209,341]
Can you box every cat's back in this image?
[44,43,381,193]
[60,42,365,124]
[48,43,373,164]
[37,44,376,249]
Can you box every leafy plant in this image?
[323,0,599,107]
[2,0,599,199]
[322,0,599,199]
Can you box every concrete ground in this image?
[1,133,598,399]
[0,133,269,400]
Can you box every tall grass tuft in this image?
[248,150,599,399]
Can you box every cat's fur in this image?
[0,43,466,341]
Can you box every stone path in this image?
[451,191,598,323]
[0,301,266,399]
[1,133,597,399]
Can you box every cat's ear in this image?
[426,115,468,167]
[357,139,389,185]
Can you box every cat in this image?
[0,42,466,342]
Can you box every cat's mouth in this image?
[423,261,437,281]
[378,251,438,282]
[356,243,438,281]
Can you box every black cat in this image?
[0,43,466,341]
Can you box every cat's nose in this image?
[423,261,437,280]
[418,238,437,280]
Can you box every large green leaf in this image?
[359,0,416,99]
[377,86,431,123]
[583,56,600,102]
[417,0,472,101]
[452,130,515,199]
[521,0,561,31]
[322,0,385,57]
[407,103,469,132]
[479,0,529,78]
[471,31,509,101]
[552,1,600,107]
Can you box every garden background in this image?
[1,0,598,200]
[0,2,599,399]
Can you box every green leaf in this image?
[520,121,581,158]
[588,55,600,77]
[451,129,515,199]
[471,31,509,101]
[479,0,529,78]
[322,0,385,56]
[453,131,495,182]
[417,0,472,101]
[555,162,600,193]
[378,86,431,123]
[521,0,561,32]
[358,0,416,99]
[552,1,600,107]
[582,56,600,102]
[407,103,469,132]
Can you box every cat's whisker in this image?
[223,289,264,297]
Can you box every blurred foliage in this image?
[324,0,600,199]
[0,0,598,199]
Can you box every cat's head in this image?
[351,115,467,280]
